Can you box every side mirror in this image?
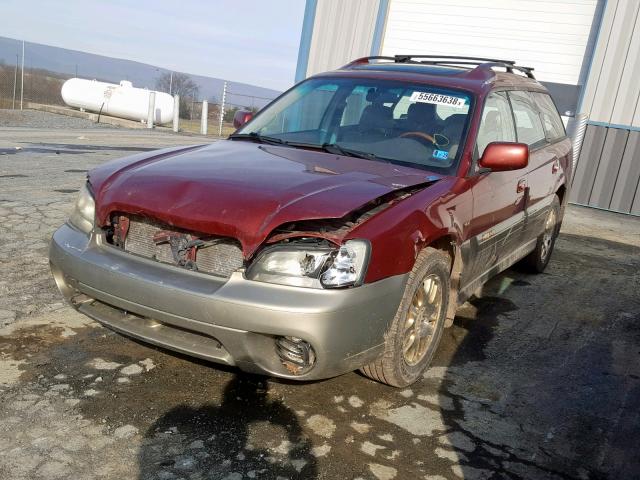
[478,142,529,172]
[233,110,254,129]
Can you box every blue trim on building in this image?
[294,0,318,83]
[576,0,608,114]
[370,0,390,55]
[588,120,640,132]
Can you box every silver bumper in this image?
[49,224,407,380]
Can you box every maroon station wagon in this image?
[50,55,571,387]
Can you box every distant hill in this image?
[0,36,280,108]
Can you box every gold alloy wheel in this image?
[541,207,557,262]
[402,274,443,366]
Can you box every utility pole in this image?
[200,100,208,135]
[75,64,78,78]
[12,53,18,109]
[20,40,24,110]
[218,81,227,137]
[169,71,173,96]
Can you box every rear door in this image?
[530,91,570,220]
[508,91,556,242]
[462,91,523,290]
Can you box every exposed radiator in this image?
[121,216,243,278]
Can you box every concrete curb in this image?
[26,103,148,129]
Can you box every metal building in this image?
[295,0,640,216]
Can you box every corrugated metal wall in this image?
[580,0,640,127]
[572,125,640,215]
[570,0,640,215]
[305,0,381,77]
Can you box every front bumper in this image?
[49,224,407,380]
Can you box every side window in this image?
[508,91,546,148]
[532,92,566,141]
[476,91,516,157]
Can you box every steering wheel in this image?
[400,131,435,144]
[400,131,450,148]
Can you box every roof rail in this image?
[394,54,515,64]
[340,56,398,69]
[340,55,535,79]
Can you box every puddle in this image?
[64,169,89,173]
[54,189,79,194]
[0,174,28,178]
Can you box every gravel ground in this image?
[0,127,639,480]
[0,109,114,129]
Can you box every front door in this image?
[462,91,525,292]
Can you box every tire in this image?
[360,247,450,387]
[520,195,560,273]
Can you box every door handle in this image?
[517,179,527,193]
[552,158,560,174]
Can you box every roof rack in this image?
[341,55,535,79]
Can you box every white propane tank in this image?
[61,78,174,124]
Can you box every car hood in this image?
[90,140,442,257]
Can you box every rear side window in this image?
[532,92,566,141]
[508,91,546,149]
[476,91,516,157]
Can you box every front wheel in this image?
[360,247,450,387]
[520,195,560,273]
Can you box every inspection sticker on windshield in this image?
[410,91,466,108]
[433,149,449,160]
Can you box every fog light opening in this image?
[275,336,316,375]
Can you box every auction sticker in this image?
[410,91,466,108]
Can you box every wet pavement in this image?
[1,126,639,480]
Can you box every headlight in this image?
[320,241,369,287]
[247,240,369,289]
[68,183,95,234]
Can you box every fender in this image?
[346,176,473,283]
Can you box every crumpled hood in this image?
[90,140,442,257]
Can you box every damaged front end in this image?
[104,214,245,279]
[245,182,436,291]
[265,182,430,246]
[52,179,426,380]
[96,181,434,290]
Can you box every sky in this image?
[1,0,306,91]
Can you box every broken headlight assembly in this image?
[68,183,95,234]
[247,239,369,289]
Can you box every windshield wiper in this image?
[229,132,288,146]
[320,143,390,163]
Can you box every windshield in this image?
[236,77,473,173]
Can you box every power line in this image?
[226,91,275,101]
